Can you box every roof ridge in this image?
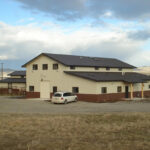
[43,52,116,59]
[22,53,136,68]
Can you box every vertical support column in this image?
[130,83,133,99]
[141,83,144,99]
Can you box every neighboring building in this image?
[134,66,150,75]
[0,71,26,95]
[22,53,150,102]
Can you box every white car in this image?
[51,92,78,104]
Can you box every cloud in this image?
[128,50,150,66]
[12,0,150,21]
[128,30,150,41]
[0,21,150,68]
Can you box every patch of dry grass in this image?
[0,113,150,150]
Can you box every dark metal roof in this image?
[9,71,26,76]
[22,53,136,69]
[64,71,150,83]
[0,78,26,83]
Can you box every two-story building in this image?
[22,53,150,102]
[0,71,26,95]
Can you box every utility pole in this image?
[1,63,3,80]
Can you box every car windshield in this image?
[54,93,62,97]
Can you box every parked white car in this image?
[51,92,78,104]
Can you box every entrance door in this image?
[40,81,50,99]
[125,86,129,98]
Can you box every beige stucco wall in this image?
[0,83,8,88]
[64,66,132,72]
[96,81,127,94]
[0,82,26,90]
[12,83,26,90]
[26,55,97,94]
[131,81,150,92]
[96,81,150,94]
[143,81,150,91]
[10,76,25,78]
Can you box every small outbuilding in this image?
[0,71,26,95]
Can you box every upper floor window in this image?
[33,64,38,70]
[117,86,122,93]
[29,86,34,92]
[95,67,99,70]
[43,64,48,70]
[70,66,76,70]
[118,68,122,71]
[72,87,79,93]
[53,64,58,70]
[106,67,110,71]
[101,87,107,94]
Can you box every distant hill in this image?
[134,66,150,75]
[3,68,14,72]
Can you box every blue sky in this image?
[0,0,150,70]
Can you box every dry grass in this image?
[0,113,150,150]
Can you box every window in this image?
[53,64,58,70]
[53,86,57,93]
[70,66,76,70]
[33,64,38,70]
[29,86,34,92]
[95,67,99,70]
[117,86,122,93]
[43,64,48,70]
[101,87,107,94]
[72,87,79,93]
[149,85,150,89]
[106,67,110,71]
[118,68,122,71]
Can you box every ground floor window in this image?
[101,87,107,94]
[53,86,57,93]
[72,87,79,93]
[117,86,122,92]
[29,86,34,92]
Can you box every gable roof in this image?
[8,71,26,76]
[22,53,136,69]
[64,71,150,83]
[0,78,26,83]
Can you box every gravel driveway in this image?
[0,96,150,114]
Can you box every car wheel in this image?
[74,97,78,102]
[64,100,68,104]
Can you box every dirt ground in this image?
[0,96,150,113]
[0,113,150,150]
